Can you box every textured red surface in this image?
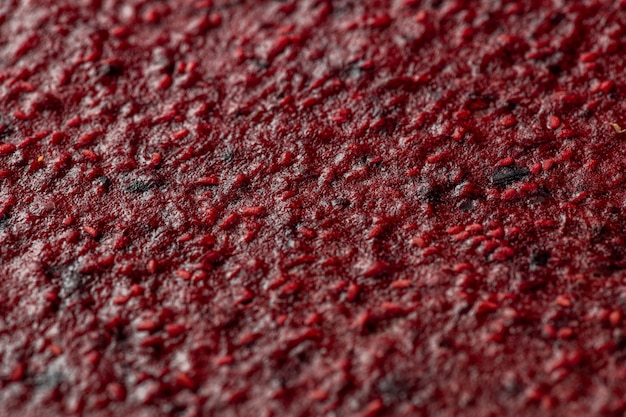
[2,0,626,416]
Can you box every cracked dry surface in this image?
[2,0,626,416]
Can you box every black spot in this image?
[161,61,176,75]
[579,108,593,119]
[0,121,14,140]
[458,199,477,211]
[222,151,234,163]
[378,376,412,403]
[252,59,270,70]
[530,250,550,267]
[32,371,64,389]
[428,0,443,9]
[127,179,158,193]
[502,376,522,395]
[127,180,151,193]
[436,336,455,349]
[491,165,530,187]
[547,64,562,75]
[549,12,565,25]
[505,100,519,111]
[99,60,124,78]
[424,183,451,205]
[0,213,9,229]
[332,198,351,207]
[614,331,626,350]
[97,176,111,191]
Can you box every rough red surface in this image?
[2,0,626,416]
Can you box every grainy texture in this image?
[2,0,626,416]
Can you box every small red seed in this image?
[110,26,130,37]
[497,157,515,167]
[48,344,63,356]
[0,143,17,156]
[381,302,404,314]
[580,51,598,63]
[346,283,359,302]
[309,389,329,401]
[453,263,472,272]
[197,176,219,185]
[548,115,561,129]
[530,162,542,175]
[555,295,572,308]
[280,282,300,296]
[492,246,515,261]
[175,270,192,280]
[172,128,189,140]
[9,363,25,382]
[487,228,504,238]
[446,225,464,235]
[609,311,622,326]
[501,189,517,200]
[390,279,410,289]
[242,206,265,216]
[165,324,186,337]
[82,149,98,162]
[177,233,192,243]
[216,355,234,366]
[219,213,239,229]
[363,399,383,416]
[299,227,317,238]
[147,259,158,273]
[557,327,574,339]
[77,131,101,148]
[543,324,556,338]
[150,152,162,167]
[175,372,196,390]
[465,223,483,233]
[157,74,172,90]
[140,336,164,348]
[499,115,516,127]
[136,320,158,331]
[475,301,498,315]
[422,246,439,256]
[542,159,555,171]
[113,295,130,305]
[106,382,126,401]
[83,226,98,237]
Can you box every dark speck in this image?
[252,59,270,70]
[547,64,562,75]
[223,151,234,163]
[127,179,157,193]
[424,183,450,205]
[491,165,530,187]
[378,376,412,403]
[0,213,9,229]
[99,60,124,78]
[549,12,565,25]
[332,198,351,207]
[530,250,550,267]
[0,121,14,140]
[33,371,64,389]
[97,176,111,190]
[505,100,519,111]
[614,331,626,350]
